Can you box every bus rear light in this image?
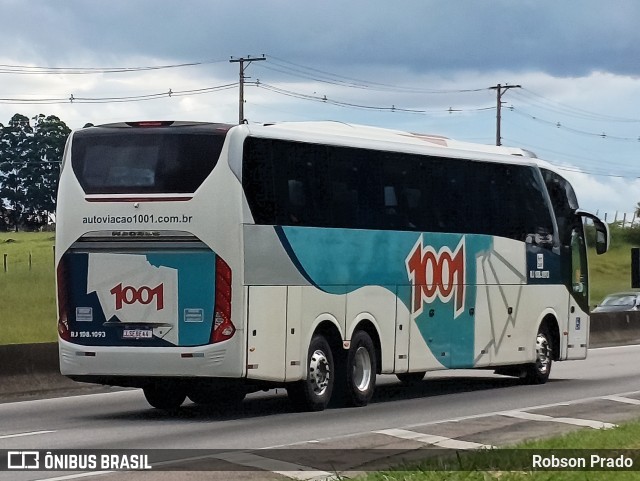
[58,316,70,341]
[125,121,174,128]
[212,255,235,343]
[212,314,235,343]
[56,259,71,342]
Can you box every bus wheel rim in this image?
[535,333,550,375]
[352,346,372,392]
[309,349,330,395]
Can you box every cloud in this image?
[3,1,640,77]
[557,168,640,218]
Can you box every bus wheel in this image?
[143,382,186,410]
[287,334,334,411]
[345,331,377,407]
[396,371,426,386]
[522,325,553,385]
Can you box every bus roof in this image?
[83,119,537,160]
[246,120,541,164]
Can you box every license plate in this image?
[122,329,153,339]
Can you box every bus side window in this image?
[542,169,579,247]
[382,186,403,229]
[380,152,422,231]
[494,165,554,243]
[331,181,358,227]
[287,180,306,225]
[327,146,370,229]
[242,137,277,225]
[520,168,555,244]
[571,228,588,296]
[400,187,421,230]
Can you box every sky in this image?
[1,0,639,218]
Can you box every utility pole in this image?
[489,84,521,146]
[230,55,266,124]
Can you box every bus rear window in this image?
[71,124,228,194]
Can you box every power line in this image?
[503,137,640,179]
[0,83,238,105]
[256,82,495,115]
[2,54,638,128]
[0,59,227,75]
[263,55,488,94]
[2,54,639,160]
[513,88,640,123]
[509,107,640,142]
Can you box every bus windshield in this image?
[71,123,228,194]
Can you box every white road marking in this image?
[395,389,640,431]
[12,384,640,481]
[0,430,55,439]
[500,410,616,429]
[376,428,495,449]
[603,395,640,405]
[215,451,336,481]
[34,473,114,481]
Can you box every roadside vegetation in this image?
[0,231,56,344]
[588,223,638,304]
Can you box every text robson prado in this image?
[532,454,634,469]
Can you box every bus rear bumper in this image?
[58,338,244,380]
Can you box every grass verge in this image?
[0,232,57,344]
[362,418,640,480]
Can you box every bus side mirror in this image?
[575,209,609,255]
[633,248,640,289]
[592,219,609,255]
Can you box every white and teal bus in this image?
[55,120,609,411]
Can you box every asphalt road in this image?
[2,344,640,480]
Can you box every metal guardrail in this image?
[590,311,640,347]
[0,343,79,398]
[1,312,638,398]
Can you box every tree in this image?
[0,113,70,231]
[28,114,71,226]
[0,114,32,231]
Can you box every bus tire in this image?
[344,331,377,407]
[522,324,553,385]
[143,382,186,410]
[287,334,334,411]
[396,371,426,386]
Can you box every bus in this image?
[55,120,609,411]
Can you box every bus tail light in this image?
[56,258,71,342]
[212,255,235,343]
[125,121,174,128]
